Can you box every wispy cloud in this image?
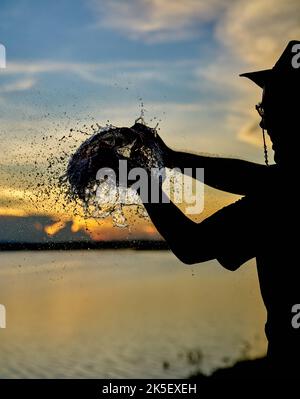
[237,118,272,148]
[216,0,300,69]
[89,0,226,43]
[0,77,37,93]
[2,60,193,88]
[90,0,300,60]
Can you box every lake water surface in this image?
[0,250,267,378]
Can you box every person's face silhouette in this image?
[259,82,296,165]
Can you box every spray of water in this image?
[61,118,165,227]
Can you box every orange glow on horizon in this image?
[44,220,66,236]
[0,207,28,217]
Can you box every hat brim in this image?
[239,69,271,88]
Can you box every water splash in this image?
[2,105,164,229]
[61,118,165,227]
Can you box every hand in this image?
[149,129,173,168]
[115,123,173,191]
[129,122,173,168]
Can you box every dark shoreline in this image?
[0,240,169,252]
[189,356,272,381]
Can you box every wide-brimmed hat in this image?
[240,40,300,88]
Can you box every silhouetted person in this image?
[136,40,300,378]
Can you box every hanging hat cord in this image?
[255,102,269,166]
[262,128,269,166]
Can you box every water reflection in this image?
[0,250,267,378]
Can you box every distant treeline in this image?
[0,240,169,251]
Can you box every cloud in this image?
[2,60,191,88]
[90,0,300,57]
[0,187,35,200]
[191,0,300,90]
[44,220,66,236]
[0,207,28,217]
[4,60,194,75]
[90,0,226,42]
[216,0,300,69]
[237,117,272,160]
[0,78,37,93]
[238,119,266,147]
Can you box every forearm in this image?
[143,197,191,247]
[168,150,268,195]
[143,190,214,264]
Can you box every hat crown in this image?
[240,40,300,88]
[273,40,300,72]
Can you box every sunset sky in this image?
[0,0,299,241]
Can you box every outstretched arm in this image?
[153,133,269,195]
[167,149,269,196]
